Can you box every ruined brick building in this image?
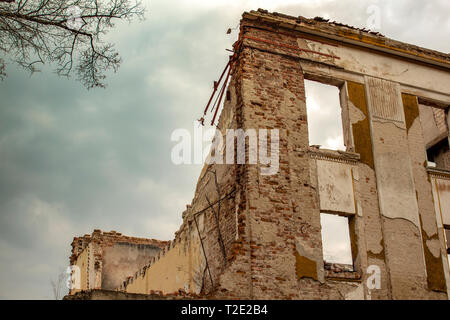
[66,9,450,300]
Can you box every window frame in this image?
[303,74,351,152]
[319,211,361,280]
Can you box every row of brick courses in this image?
[69,9,450,299]
[70,229,168,264]
[65,289,203,300]
[246,9,450,64]
[215,11,389,299]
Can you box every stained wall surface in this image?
[210,9,450,300]
[69,230,167,293]
[69,9,450,300]
[102,243,162,290]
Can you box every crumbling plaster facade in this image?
[69,230,168,293]
[68,9,450,300]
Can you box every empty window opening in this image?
[304,80,345,151]
[427,138,450,169]
[419,103,450,169]
[320,213,353,267]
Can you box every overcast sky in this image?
[0,0,449,299]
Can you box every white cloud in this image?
[25,108,55,129]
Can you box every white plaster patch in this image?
[376,152,420,227]
[297,37,450,95]
[366,77,404,124]
[316,159,356,214]
[198,213,205,233]
[356,200,363,217]
[425,239,441,258]
[344,284,365,300]
[302,39,337,64]
[348,100,366,124]
[352,167,359,181]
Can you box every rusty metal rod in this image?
[211,64,232,126]
[202,60,231,117]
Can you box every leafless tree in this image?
[50,267,67,300]
[0,0,144,88]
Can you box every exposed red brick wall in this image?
[71,9,450,300]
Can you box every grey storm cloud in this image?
[0,0,449,299]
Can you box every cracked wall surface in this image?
[69,230,168,294]
[68,9,450,300]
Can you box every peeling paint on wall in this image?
[295,252,318,281]
[402,93,419,133]
[375,150,420,226]
[316,159,356,214]
[68,9,450,300]
[420,215,447,292]
[347,81,374,169]
[295,238,324,283]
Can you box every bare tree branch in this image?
[50,267,67,300]
[0,0,144,88]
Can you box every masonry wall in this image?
[211,9,450,299]
[69,230,167,293]
[101,242,162,290]
[64,289,199,300]
[75,9,450,300]
[212,37,372,300]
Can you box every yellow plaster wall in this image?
[125,224,203,295]
[72,245,89,293]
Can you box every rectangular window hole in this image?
[419,103,450,169]
[320,213,353,268]
[304,79,345,151]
